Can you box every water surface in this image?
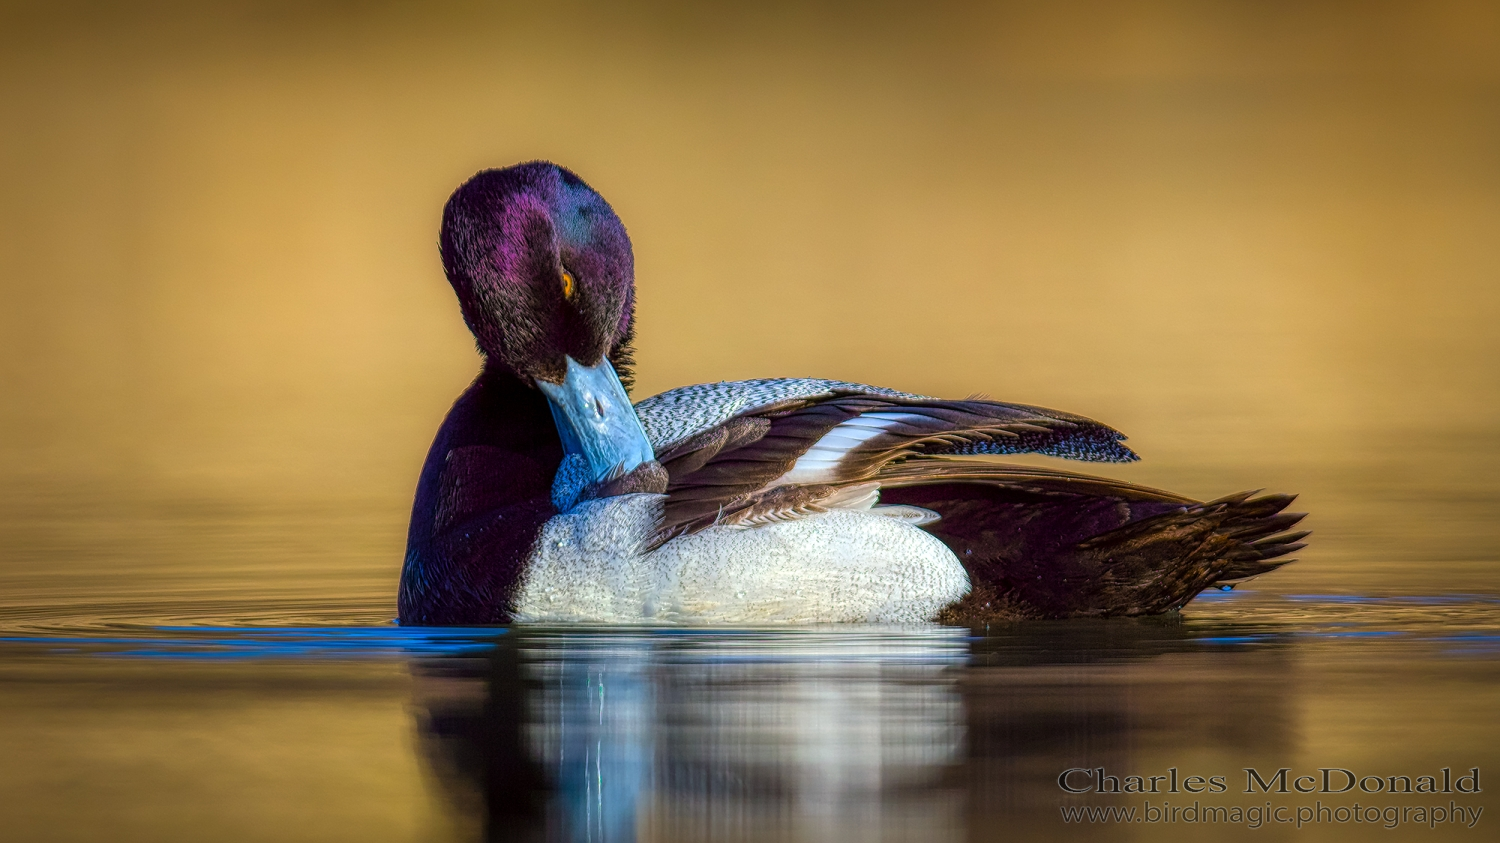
[2,448,1497,842]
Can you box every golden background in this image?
[2,0,1498,605]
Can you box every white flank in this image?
[511,494,970,625]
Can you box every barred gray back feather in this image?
[634,378,922,450]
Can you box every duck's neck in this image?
[405,362,565,549]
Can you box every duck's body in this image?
[398,163,1306,627]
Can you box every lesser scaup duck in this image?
[398,162,1307,626]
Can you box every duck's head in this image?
[441,162,653,483]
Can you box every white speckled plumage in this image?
[512,493,969,624]
[529,382,971,624]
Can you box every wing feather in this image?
[646,385,1137,539]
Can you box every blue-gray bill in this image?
[537,356,656,484]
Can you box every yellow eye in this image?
[560,268,576,300]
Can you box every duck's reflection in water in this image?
[412,629,967,842]
[411,623,1294,843]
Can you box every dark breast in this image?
[399,368,563,625]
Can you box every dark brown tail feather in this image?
[875,461,1307,625]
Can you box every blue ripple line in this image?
[1195,635,1275,645]
[1283,594,1500,605]
[0,626,507,660]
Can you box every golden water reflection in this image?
[1,594,1496,842]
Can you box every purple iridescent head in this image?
[440,162,635,386]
